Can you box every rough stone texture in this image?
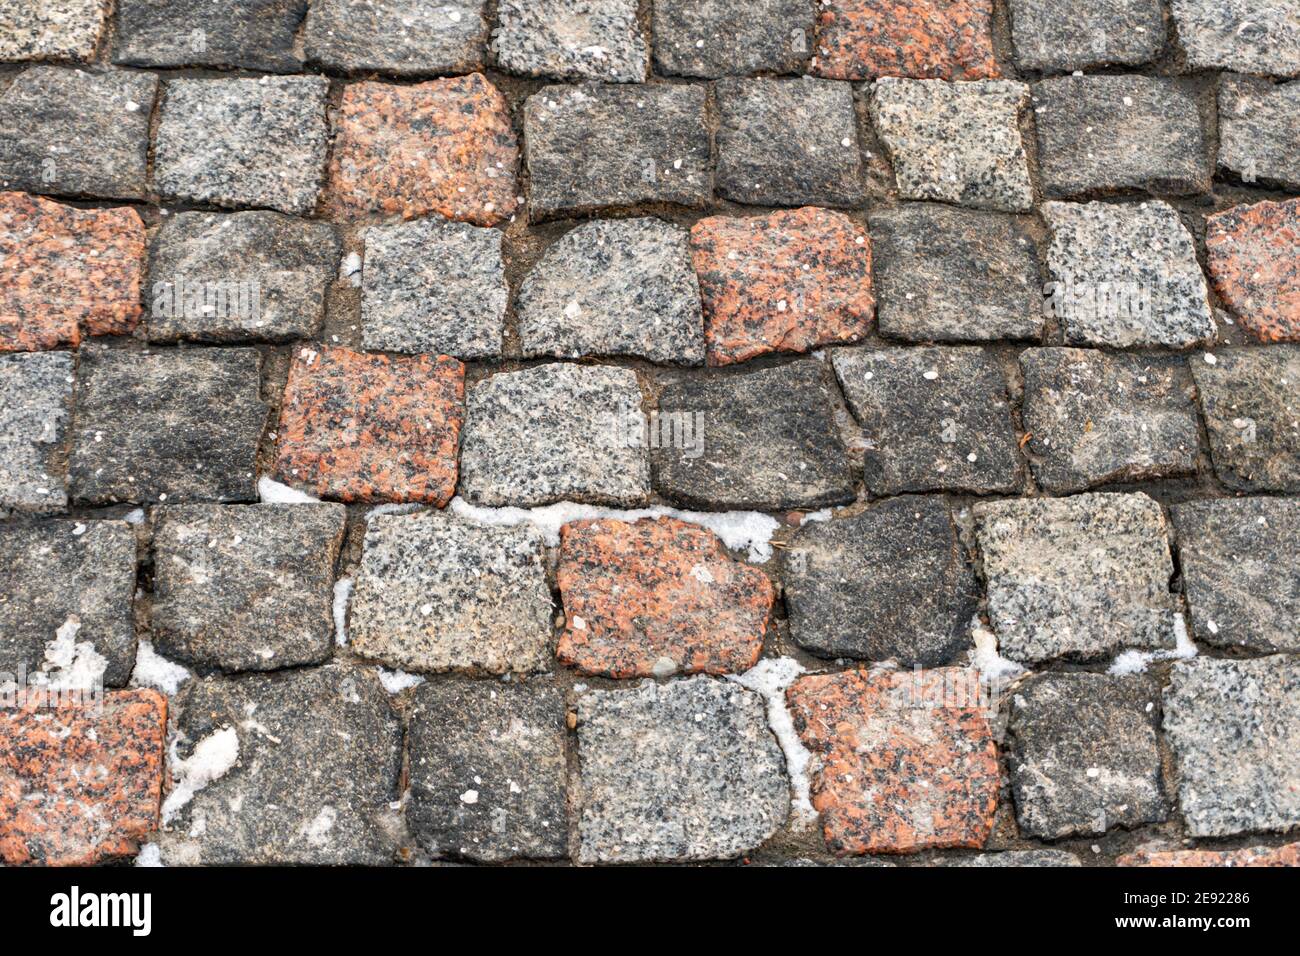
[1171,0,1300,77]
[788,668,999,855]
[1172,497,1300,653]
[0,352,71,514]
[329,74,518,225]
[158,666,403,864]
[113,0,304,72]
[349,513,552,675]
[0,690,165,866]
[652,0,812,78]
[1041,200,1214,348]
[556,517,774,678]
[0,66,154,200]
[154,76,329,217]
[1192,346,1300,493]
[493,0,647,82]
[152,504,347,673]
[274,346,464,506]
[576,676,787,863]
[1164,655,1300,838]
[1217,76,1300,191]
[1008,674,1168,839]
[361,217,507,359]
[0,519,136,687]
[715,77,865,208]
[1119,843,1300,867]
[1008,0,1164,72]
[69,348,267,506]
[459,363,650,508]
[973,493,1178,664]
[812,0,1000,80]
[0,0,109,62]
[832,346,1021,495]
[871,203,1041,343]
[1033,76,1210,199]
[652,360,855,511]
[408,680,567,861]
[1205,198,1300,343]
[949,850,1082,867]
[517,218,705,365]
[690,207,873,366]
[783,497,978,666]
[147,211,339,344]
[524,83,710,219]
[304,0,487,75]
[870,78,1033,212]
[1019,348,1201,493]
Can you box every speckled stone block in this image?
[304,0,487,75]
[1217,76,1300,191]
[1119,843,1300,867]
[1205,198,1300,343]
[577,676,788,863]
[652,0,812,77]
[1008,0,1164,72]
[1171,0,1300,77]
[812,0,1000,80]
[0,352,71,514]
[113,0,304,71]
[493,0,646,82]
[949,850,1081,866]
[0,0,109,61]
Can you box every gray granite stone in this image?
[0,0,109,61]
[1008,0,1164,72]
[948,850,1082,867]
[652,0,812,77]
[0,351,72,515]
[1217,75,1300,191]
[113,0,304,71]
[1172,0,1300,77]
[304,0,487,75]
[493,0,647,82]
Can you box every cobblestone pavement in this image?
[0,1,1297,868]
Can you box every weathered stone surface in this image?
[113,0,304,71]
[1119,843,1300,867]
[524,84,710,219]
[1172,497,1300,653]
[1164,655,1300,838]
[517,218,704,365]
[1020,348,1201,493]
[691,207,873,366]
[973,493,1179,664]
[652,0,812,77]
[1217,76,1300,191]
[304,0,487,75]
[493,0,646,82]
[0,689,165,866]
[274,346,464,506]
[152,504,347,673]
[949,850,1082,867]
[158,666,402,864]
[0,352,71,514]
[789,668,999,855]
[1033,76,1210,199]
[783,497,978,666]
[715,77,865,208]
[556,517,774,678]
[361,217,506,358]
[1192,346,1300,493]
[408,680,566,861]
[577,676,787,863]
[1041,201,1214,348]
[349,514,552,675]
[812,0,1000,80]
[871,78,1033,212]
[69,348,267,506]
[459,363,650,508]
[154,76,329,216]
[1205,198,1300,343]
[1171,0,1300,77]
[0,0,109,62]
[1008,673,1168,839]
[0,66,154,200]
[652,360,855,511]
[832,346,1021,495]
[1008,0,1164,72]
[871,203,1041,343]
[147,211,339,344]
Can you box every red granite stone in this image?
[1205,198,1299,343]
[812,0,1000,81]
[1118,843,1300,867]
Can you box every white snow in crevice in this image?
[257,476,321,504]
[798,508,834,524]
[123,508,146,525]
[969,618,1027,685]
[375,667,425,694]
[365,502,423,520]
[727,657,816,828]
[27,616,108,691]
[1108,613,1198,675]
[339,251,362,287]
[130,640,192,695]
[135,843,164,867]
[161,726,240,824]
[332,577,354,646]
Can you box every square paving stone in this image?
[361,217,507,359]
[783,496,978,666]
[788,668,999,855]
[1217,76,1300,191]
[1192,346,1300,493]
[556,516,774,678]
[1171,0,1300,77]
[493,0,646,82]
[1164,655,1300,838]
[0,0,110,62]
[1020,348,1201,493]
[1206,199,1300,344]
[113,0,304,71]
[870,203,1042,343]
[0,351,71,515]
[157,665,403,864]
[1041,200,1214,348]
[459,362,650,508]
[524,83,711,220]
[576,676,788,863]
[147,211,340,344]
[832,346,1021,495]
[1008,0,1164,72]
[1032,76,1210,199]
[811,0,1000,80]
[870,78,1033,212]
[1172,497,1300,653]
[152,504,347,674]
[407,680,567,861]
[303,0,487,75]
[0,66,154,200]
[652,0,812,77]
[1008,674,1168,839]
[651,359,855,511]
[349,513,553,675]
[715,77,865,208]
[69,348,267,506]
[517,217,704,365]
[973,493,1179,664]
[329,74,518,225]
[154,76,329,216]
[273,346,464,506]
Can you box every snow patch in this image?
[123,508,146,525]
[727,657,816,828]
[258,476,321,504]
[130,640,192,695]
[1108,614,1198,675]
[969,619,1027,685]
[28,616,108,691]
[162,726,240,824]
[366,502,422,520]
[135,843,164,867]
[376,667,425,694]
[339,251,362,287]
[332,577,353,646]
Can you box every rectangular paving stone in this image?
[1206,199,1300,344]
[1119,843,1300,867]
[113,0,304,71]
[1171,0,1300,77]
[948,850,1081,867]
[0,0,109,62]
[493,0,646,82]
[1217,76,1300,191]
[0,351,71,514]
[1008,0,1164,72]
[812,0,1000,80]
[303,0,487,75]
[652,0,812,78]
